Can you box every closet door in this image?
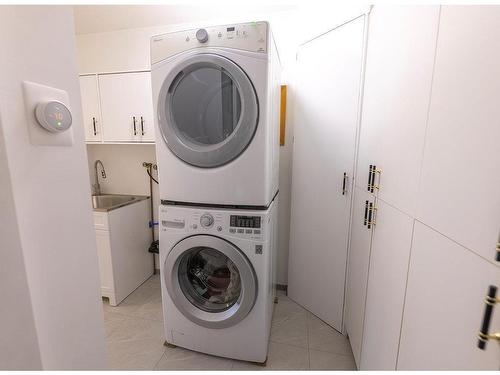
[345,187,375,367]
[360,200,413,370]
[288,16,365,332]
[79,75,102,142]
[355,6,439,216]
[398,222,500,370]
[416,6,500,261]
[99,72,154,142]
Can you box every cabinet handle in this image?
[133,116,137,136]
[368,165,373,192]
[496,242,500,262]
[363,200,369,226]
[367,202,376,229]
[140,116,145,136]
[372,166,382,192]
[477,285,500,349]
[342,172,347,195]
[92,117,97,135]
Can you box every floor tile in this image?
[307,313,352,356]
[309,349,357,370]
[232,342,309,370]
[106,337,165,370]
[270,311,308,348]
[154,346,233,370]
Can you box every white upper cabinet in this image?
[416,6,500,261]
[345,187,375,367]
[99,72,155,143]
[79,75,102,142]
[360,199,413,370]
[355,6,440,215]
[398,222,500,370]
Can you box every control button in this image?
[217,32,222,38]
[217,226,222,232]
[245,229,252,234]
[196,28,209,43]
[254,230,261,235]
[229,228,236,233]
[200,214,214,228]
[237,229,244,233]
[255,245,263,254]
[185,36,190,42]
[192,224,198,229]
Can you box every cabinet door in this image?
[355,6,439,215]
[345,187,375,367]
[99,72,154,142]
[137,73,155,142]
[288,16,365,332]
[416,6,500,261]
[79,75,102,142]
[398,222,500,369]
[95,229,113,294]
[360,199,413,370]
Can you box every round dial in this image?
[196,28,209,43]
[200,214,214,228]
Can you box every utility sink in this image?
[92,194,149,212]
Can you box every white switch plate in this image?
[22,81,74,146]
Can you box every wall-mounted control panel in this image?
[160,205,265,240]
[22,81,74,146]
[151,21,268,65]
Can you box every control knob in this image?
[200,214,214,228]
[196,28,209,43]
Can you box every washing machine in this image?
[151,21,281,207]
[159,198,278,363]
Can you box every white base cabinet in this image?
[93,199,153,306]
[397,222,500,370]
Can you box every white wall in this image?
[0,115,42,370]
[75,4,367,285]
[0,6,106,369]
[86,144,160,267]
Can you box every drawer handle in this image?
[363,200,369,226]
[92,117,97,135]
[367,165,373,192]
[478,285,500,349]
[133,116,137,136]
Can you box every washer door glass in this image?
[158,54,259,168]
[178,247,241,312]
[164,235,257,329]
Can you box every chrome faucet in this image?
[93,160,107,196]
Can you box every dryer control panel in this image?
[151,21,268,64]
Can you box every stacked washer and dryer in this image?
[150,21,280,363]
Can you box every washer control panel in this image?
[151,21,268,64]
[160,206,264,240]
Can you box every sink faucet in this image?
[93,160,107,195]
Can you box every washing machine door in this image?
[165,235,257,329]
[157,53,259,168]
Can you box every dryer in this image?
[159,198,278,363]
[151,21,280,207]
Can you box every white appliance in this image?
[159,198,278,362]
[151,21,280,207]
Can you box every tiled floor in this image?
[103,274,357,370]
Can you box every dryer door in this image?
[157,53,259,168]
[165,235,257,329]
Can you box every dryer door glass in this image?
[178,246,241,313]
[171,67,242,145]
[159,53,259,168]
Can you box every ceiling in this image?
[73,4,297,35]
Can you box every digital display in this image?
[230,215,261,228]
[227,27,235,32]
